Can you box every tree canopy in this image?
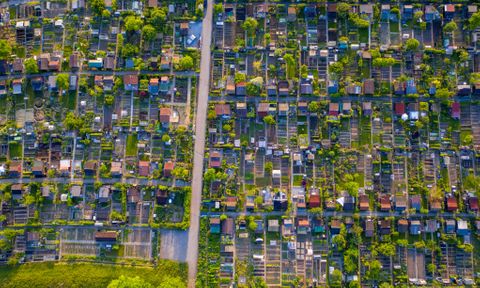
[63,112,84,131]
[469,11,480,30]
[149,8,167,29]
[213,3,223,15]
[248,277,268,288]
[125,16,143,31]
[88,0,106,16]
[330,269,343,287]
[176,55,194,71]
[349,13,369,28]
[242,17,258,36]
[142,25,157,41]
[56,73,70,91]
[372,57,397,68]
[263,115,276,125]
[0,40,12,60]
[443,21,458,33]
[234,72,246,84]
[122,43,139,58]
[405,38,420,51]
[463,175,480,196]
[25,58,39,74]
[328,62,344,78]
[337,3,350,18]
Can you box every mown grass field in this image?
[125,133,138,157]
[0,260,187,288]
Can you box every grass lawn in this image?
[61,91,77,111]
[380,81,391,95]
[390,21,399,33]
[0,261,187,288]
[8,141,22,159]
[125,133,138,157]
[298,124,307,135]
[355,172,365,187]
[293,174,303,186]
[0,94,6,114]
[460,130,473,145]
[361,62,370,78]
[359,27,369,43]
[255,177,269,187]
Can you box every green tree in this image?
[377,242,396,257]
[263,115,275,125]
[264,33,271,45]
[300,64,308,79]
[405,38,420,51]
[222,123,231,132]
[162,134,171,143]
[213,3,223,15]
[0,40,11,60]
[469,11,480,30]
[443,21,457,33]
[349,281,360,288]
[124,16,143,31]
[248,277,267,288]
[242,17,258,36]
[330,269,343,287]
[204,168,217,183]
[246,82,260,95]
[344,249,358,274]
[427,263,436,274]
[56,73,70,92]
[308,101,319,112]
[413,11,423,23]
[88,0,105,16]
[349,13,369,28]
[337,3,351,18]
[234,72,246,84]
[434,87,453,101]
[122,43,139,58]
[248,220,258,231]
[463,175,480,195]
[102,9,111,18]
[142,25,157,41]
[456,49,469,63]
[176,55,194,71]
[0,229,23,251]
[328,62,344,78]
[254,196,263,206]
[372,57,397,67]
[366,259,382,280]
[105,94,114,105]
[265,161,273,174]
[63,112,84,131]
[149,8,166,29]
[108,276,153,288]
[332,234,346,251]
[414,240,425,249]
[25,58,39,74]
[344,181,359,197]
